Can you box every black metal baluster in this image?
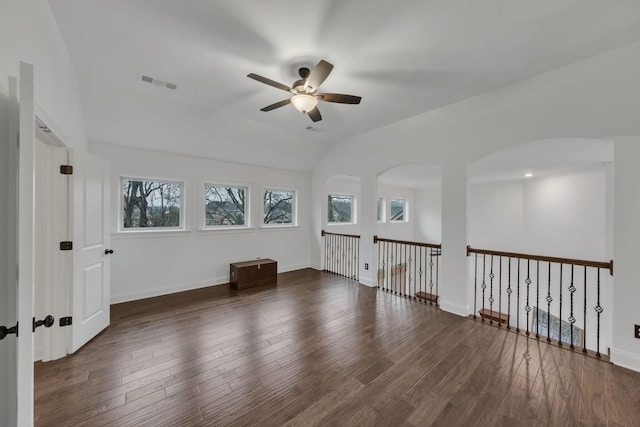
[413,245,417,300]
[507,257,512,329]
[558,264,563,346]
[525,260,531,336]
[473,253,478,319]
[583,266,587,354]
[419,246,424,301]
[376,239,381,289]
[517,258,521,333]
[356,237,360,281]
[404,244,408,297]
[595,268,602,358]
[536,261,540,340]
[489,255,495,324]
[546,262,552,342]
[481,254,486,321]
[569,265,576,350]
[498,256,502,327]
[429,249,434,305]
[435,248,439,306]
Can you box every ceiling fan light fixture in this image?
[291,93,318,113]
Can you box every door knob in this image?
[33,315,55,332]
[105,249,114,255]
[0,323,18,340]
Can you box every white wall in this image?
[414,184,442,244]
[0,0,88,150]
[90,143,312,303]
[375,184,416,241]
[612,138,640,372]
[469,168,606,260]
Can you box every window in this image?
[263,188,296,226]
[204,184,247,228]
[377,197,385,222]
[121,178,183,230]
[390,198,407,222]
[328,194,354,223]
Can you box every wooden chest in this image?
[229,259,277,290]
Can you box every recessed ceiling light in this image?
[524,173,533,178]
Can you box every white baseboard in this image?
[111,277,226,304]
[610,348,640,373]
[310,263,322,270]
[110,263,314,304]
[439,299,470,318]
[359,277,375,287]
[34,345,42,363]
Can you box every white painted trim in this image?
[310,263,323,270]
[359,276,375,287]
[439,299,470,318]
[610,348,640,373]
[111,264,313,304]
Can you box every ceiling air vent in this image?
[139,74,178,90]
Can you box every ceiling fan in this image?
[247,59,361,122]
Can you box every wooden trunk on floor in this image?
[230,259,277,290]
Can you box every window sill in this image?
[113,229,191,239]
[260,225,300,231]
[198,227,256,235]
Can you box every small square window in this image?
[204,184,248,228]
[121,178,183,230]
[328,194,354,223]
[390,198,407,222]
[263,188,296,226]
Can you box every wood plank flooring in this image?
[35,269,640,426]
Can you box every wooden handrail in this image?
[373,235,442,249]
[466,245,613,274]
[321,230,361,239]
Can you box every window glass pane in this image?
[390,199,405,221]
[204,184,247,227]
[377,197,384,222]
[264,189,295,225]
[122,179,182,229]
[328,195,353,223]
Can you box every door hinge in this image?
[60,164,73,175]
[59,317,72,327]
[60,241,73,251]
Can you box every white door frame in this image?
[17,61,36,427]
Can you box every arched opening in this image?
[467,138,613,355]
[375,163,443,303]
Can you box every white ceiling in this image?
[48,0,640,172]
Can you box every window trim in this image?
[261,186,298,228]
[118,175,186,233]
[390,198,408,223]
[201,181,250,230]
[327,193,356,225]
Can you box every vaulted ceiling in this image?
[49,0,640,171]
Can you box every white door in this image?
[0,63,37,427]
[70,150,111,352]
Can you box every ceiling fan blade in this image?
[247,73,292,92]
[304,60,334,91]
[307,107,322,122]
[260,98,292,112]
[318,93,362,104]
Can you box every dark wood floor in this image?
[35,269,640,426]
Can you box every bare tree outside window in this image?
[328,194,353,223]
[204,184,246,227]
[122,179,182,228]
[263,189,294,225]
